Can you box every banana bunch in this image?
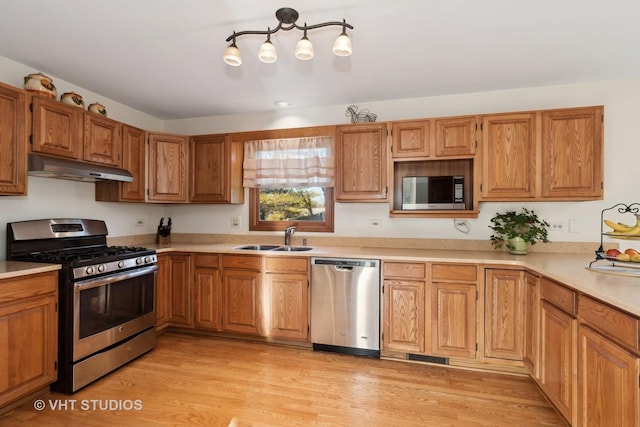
[604,216,640,237]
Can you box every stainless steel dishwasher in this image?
[311,257,380,357]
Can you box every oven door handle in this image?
[74,265,158,291]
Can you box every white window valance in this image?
[243,136,334,188]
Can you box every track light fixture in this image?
[223,7,353,66]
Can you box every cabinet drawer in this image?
[579,295,639,351]
[432,263,477,282]
[0,272,57,303]
[194,254,219,268]
[383,262,426,279]
[222,255,261,270]
[540,278,576,315]
[265,256,308,273]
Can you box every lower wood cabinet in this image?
[484,269,525,361]
[0,271,58,409]
[522,272,540,379]
[157,253,192,328]
[221,255,262,335]
[193,254,221,331]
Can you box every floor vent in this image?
[406,354,449,365]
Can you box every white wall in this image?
[165,79,639,249]
[2,51,638,259]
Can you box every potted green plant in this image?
[489,208,550,254]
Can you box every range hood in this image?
[28,154,134,183]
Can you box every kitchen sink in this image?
[233,244,313,251]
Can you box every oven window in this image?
[79,273,155,339]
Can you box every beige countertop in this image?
[157,243,640,318]
[0,261,60,280]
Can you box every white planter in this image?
[508,236,528,254]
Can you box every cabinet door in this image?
[83,113,122,166]
[168,254,192,327]
[540,300,576,424]
[480,113,536,199]
[265,272,309,340]
[434,116,476,157]
[430,282,476,359]
[189,134,243,203]
[120,125,146,201]
[222,269,261,335]
[193,266,221,331]
[0,83,27,195]
[382,279,425,353]
[335,124,388,201]
[484,269,525,361]
[31,95,83,159]
[0,294,57,408]
[155,254,170,329]
[541,106,603,199]
[147,132,188,202]
[577,325,639,427]
[391,120,430,158]
[523,272,540,379]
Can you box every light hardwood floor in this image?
[1,332,566,426]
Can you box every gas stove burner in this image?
[29,245,152,263]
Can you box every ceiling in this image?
[0,0,639,120]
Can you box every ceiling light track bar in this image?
[225,19,353,42]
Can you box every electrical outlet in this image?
[369,219,381,228]
[135,218,145,227]
[231,217,241,228]
[550,222,565,231]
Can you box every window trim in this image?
[249,187,335,232]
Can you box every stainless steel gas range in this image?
[7,218,157,393]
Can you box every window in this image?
[244,136,334,232]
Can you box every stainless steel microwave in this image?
[401,176,465,210]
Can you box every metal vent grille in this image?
[406,354,449,365]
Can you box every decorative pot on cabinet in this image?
[60,92,85,108]
[23,73,57,98]
[88,102,107,116]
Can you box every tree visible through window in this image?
[259,187,326,221]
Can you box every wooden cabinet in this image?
[0,271,58,409]
[221,255,262,335]
[541,106,603,200]
[539,278,577,425]
[155,254,170,330]
[484,269,525,361]
[480,113,536,199]
[263,257,309,340]
[335,123,388,202]
[147,132,188,203]
[83,113,122,166]
[193,254,221,331]
[480,106,603,201]
[391,120,430,158]
[429,263,477,359]
[523,272,540,379]
[577,295,640,426]
[382,261,426,353]
[0,82,28,195]
[189,134,244,204]
[30,95,84,159]
[166,254,192,327]
[434,115,477,157]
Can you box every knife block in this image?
[156,232,171,246]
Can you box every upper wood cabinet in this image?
[189,134,244,204]
[0,82,28,195]
[30,94,84,159]
[83,113,122,167]
[391,120,430,158]
[147,132,189,203]
[94,125,146,202]
[435,116,477,157]
[480,113,537,199]
[335,123,388,202]
[480,106,603,201]
[541,106,603,199]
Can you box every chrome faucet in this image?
[284,226,296,246]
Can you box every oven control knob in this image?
[97,264,106,273]
[117,261,125,269]
[144,256,151,264]
[136,257,143,265]
[86,266,95,275]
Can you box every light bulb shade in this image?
[332,33,352,57]
[258,41,277,63]
[295,37,314,60]
[223,44,242,66]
